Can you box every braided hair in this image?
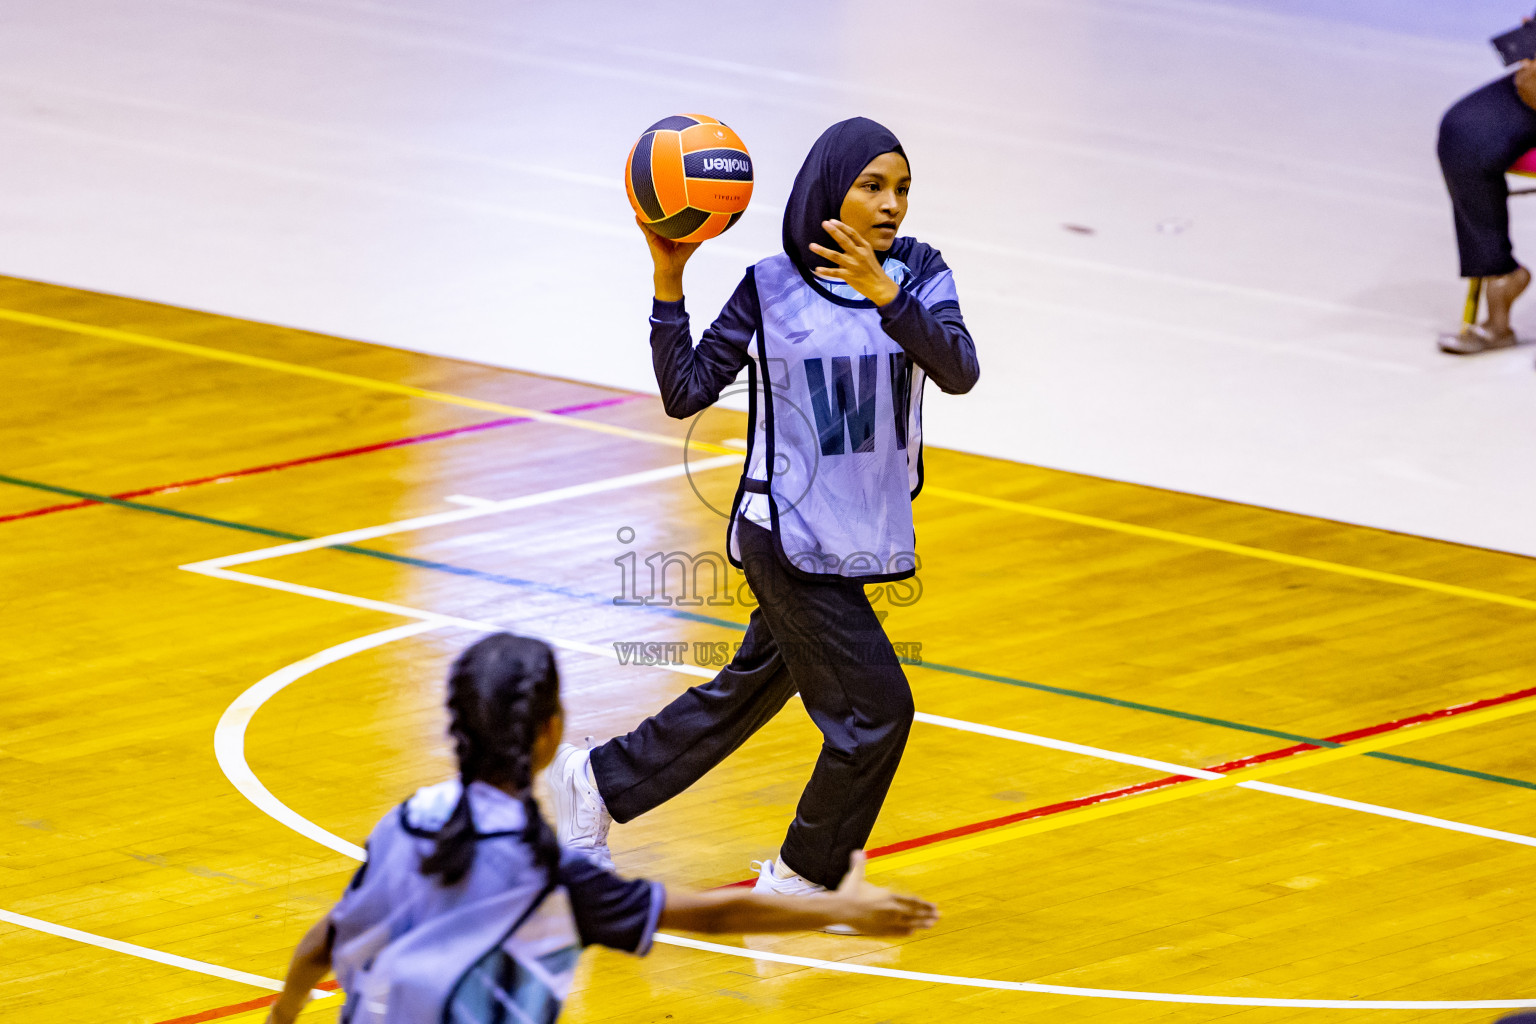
[419,633,563,886]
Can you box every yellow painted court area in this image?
[4,275,1536,1024]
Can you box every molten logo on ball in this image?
[700,156,750,175]
[626,113,753,243]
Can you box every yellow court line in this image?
[924,486,1536,613]
[10,304,1536,612]
[0,307,735,457]
[872,688,1536,873]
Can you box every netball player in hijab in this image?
[264,633,936,1024]
[551,117,979,911]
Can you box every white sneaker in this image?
[751,858,825,896]
[750,859,858,934]
[549,743,613,870]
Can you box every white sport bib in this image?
[728,252,955,581]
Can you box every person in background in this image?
[1438,39,1536,356]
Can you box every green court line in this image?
[1368,752,1536,793]
[915,660,1328,746]
[0,474,304,540]
[6,471,1533,795]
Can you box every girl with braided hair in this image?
[265,632,937,1024]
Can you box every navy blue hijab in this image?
[782,117,907,298]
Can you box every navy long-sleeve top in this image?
[650,257,979,420]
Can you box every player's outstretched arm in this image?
[658,851,938,936]
[264,914,334,1024]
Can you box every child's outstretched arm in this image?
[264,914,333,1024]
[659,851,938,936]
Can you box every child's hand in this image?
[810,221,900,306]
[832,850,938,936]
[638,217,700,301]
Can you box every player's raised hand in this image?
[833,850,939,936]
[1517,60,1536,111]
[638,216,700,302]
[811,220,900,306]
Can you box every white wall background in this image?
[2,0,1533,555]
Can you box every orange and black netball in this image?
[625,114,752,243]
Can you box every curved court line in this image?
[216,629,1536,1010]
[654,934,1536,1011]
[199,562,1536,858]
[214,621,444,860]
[196,548,1536,852]
[0,908,333,1000]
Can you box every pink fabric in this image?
[1510,149,1536,175]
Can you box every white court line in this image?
[186,455,740,571]
[194,558,1536,855]
[0,908,333,1000]
[913,712,1223,780]
[187,567,1222,779]
[921,714,1536,848]
[187,565,669,674]
[214,627,1536,1011]
[181,456,1536,855]
[215,621,442,861]
[653,934,1536,1010]
[181,456,1536,1006]
[915,712,1536,847]
[1240,781,1536,849]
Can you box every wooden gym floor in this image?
[2,274,1535,1024]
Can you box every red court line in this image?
[0,394,641,525]
[154,981,338,1024]
[146,687,1536,1023]
[860,681,1536,857]
[1205,683,1536,771]
[720,681,1536,886]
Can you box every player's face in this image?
[838,152,910,252]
